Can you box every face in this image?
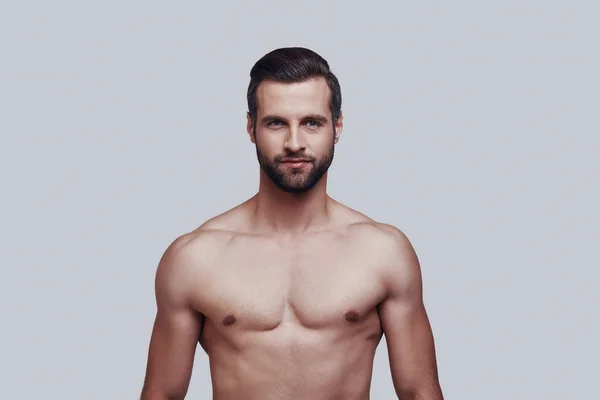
[247,77,343,193]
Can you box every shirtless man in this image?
[141,47,443,400]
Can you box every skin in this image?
[141,77,443,400]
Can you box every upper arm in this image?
[141,236,204,400]
[377,226,443,399]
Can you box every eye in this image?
[268,120,283,127]
[305,120,322,128]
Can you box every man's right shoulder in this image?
[163,225,234,264]
[157,203,250,278]
[156,224,236,281]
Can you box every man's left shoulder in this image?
[346,221,421,280]
[347,220,414,254]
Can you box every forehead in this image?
[255,77,331,118]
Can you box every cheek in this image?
[312,135,334,153]
[255,133,281,154]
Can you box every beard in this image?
[256,141,335,194]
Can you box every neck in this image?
[250,171,332,235]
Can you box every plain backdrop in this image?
[1,1,598,399]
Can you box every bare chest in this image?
[193,237,387,332]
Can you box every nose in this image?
[284,125,306,153]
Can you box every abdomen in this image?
[206,322,379,400]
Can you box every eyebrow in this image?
[260,114,329,124]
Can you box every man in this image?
[141,47,443,400]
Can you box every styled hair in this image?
[247,47,342,125]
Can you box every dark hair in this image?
[247,47,342,125]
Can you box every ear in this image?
[333,112,343,144]
[246,112,256,143]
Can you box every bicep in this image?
[142,238,204,399]
[377,226,442,398]
[143,305,202,398]
[379,296,440,397]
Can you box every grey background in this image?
[1,1,598,399]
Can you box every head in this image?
[246,47,343,193]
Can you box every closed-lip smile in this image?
[281,159,311,163]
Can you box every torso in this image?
[181,203,394,400]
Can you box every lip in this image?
[281,159,311,168]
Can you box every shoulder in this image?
[347,221,422,296]
[159,228,230,270]
[345,219,413,254]
[153,201,252,307]
[158,199,257,272]
[331,201,410,246]
[328,200,415,255]
[154,225,235,305]
[163,200,252,260]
